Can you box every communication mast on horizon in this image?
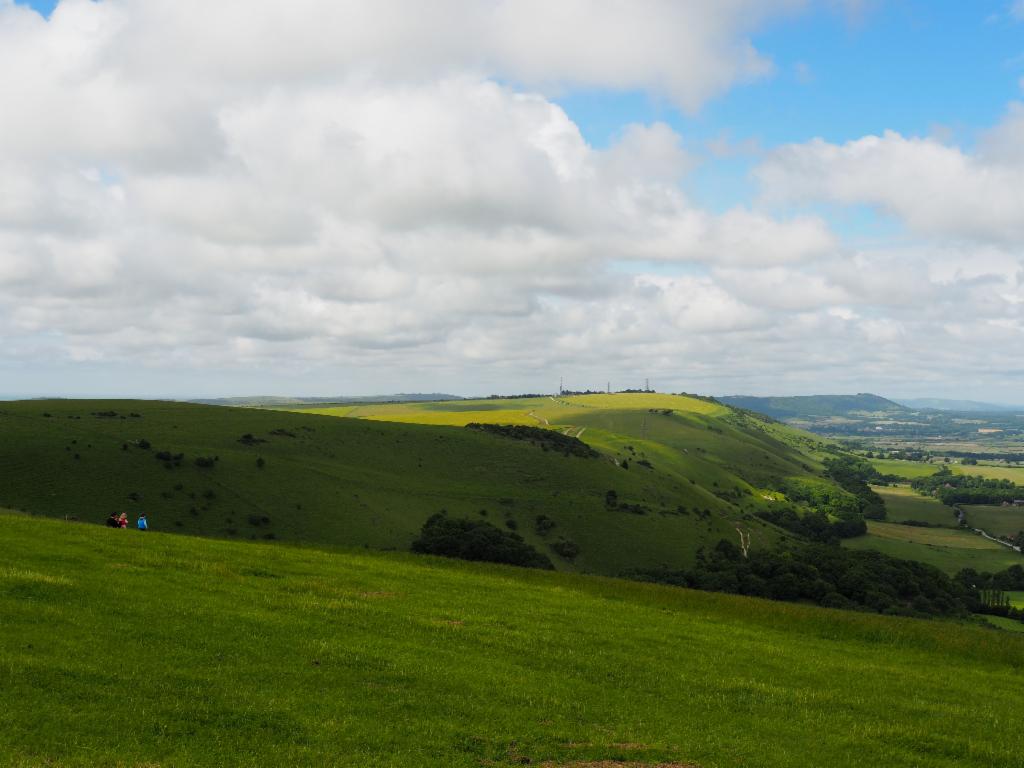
[645,378,650,392]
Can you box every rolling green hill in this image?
[292,393,831,492]
[0,397,823,576]
[2,511,1022,768]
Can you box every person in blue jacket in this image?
[137,513,148,531]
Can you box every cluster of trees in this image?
[912,467,1023,505]
[823,456,887,519]
[756,506,866,543]
[777,478,863,520]
[465,423,598,458]
[411,513,554,570]
[629,540,969,618]
[954,566,1024,621]
[623,539,1024,625]
[154,450,185,469]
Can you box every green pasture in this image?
[844,521,1022,574]
[869,458,940,479]
[870,458,1024,484]
[962,505,1024,539]
[953,463,1024,482]
[873,485,959,527]
[2,512,1023,768]
[1007,591,1024,609]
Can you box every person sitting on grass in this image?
[118,513,128,529]
[106,512,119,528]
[137,514,148,531]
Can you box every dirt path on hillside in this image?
[528,411,550,426]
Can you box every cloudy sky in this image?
[2,0,1024,400]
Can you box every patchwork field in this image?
[871,458,1024,483]
[844,521,1022,574]
[953,464,1024,482]
[874,485,959,527]
[2,512,1023,768]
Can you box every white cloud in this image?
[1,0,1023,400]
[755,111,1024,244]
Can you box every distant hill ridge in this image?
[718,393,906,419]
[896,398,1024,413]
[191,393,463,407]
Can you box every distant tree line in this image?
[485,394,548,400]
[912,467,1023,505]
[944,451,1024,463]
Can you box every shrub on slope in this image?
[464,422,598,458]
[411,512,554,569]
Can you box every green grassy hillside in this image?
[0,398,797,575]
[2,512,1022,768]
[294,393,831,506]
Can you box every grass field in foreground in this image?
[2,512,1023,768]
[873,485,959,527]
[844,521,1022,574]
